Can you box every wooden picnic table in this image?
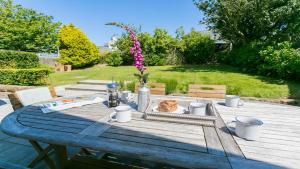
[0,94,244,169]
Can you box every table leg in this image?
[28,140,68,169]
[53,145,68,169]
[28,140,56,169]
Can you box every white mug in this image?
[121,91,133,103]
[189,102,206,116]
[110,105,132,122]
[225,95,243,107]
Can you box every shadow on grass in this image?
[162,64,241,73]
[163,64,300,99]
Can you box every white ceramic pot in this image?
[225,95,243,107]
[235,116,263,141]
[189,102,206,116]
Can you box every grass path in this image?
[49,65,300,99]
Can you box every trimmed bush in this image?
[57,24,100,68]
[0,50,39,69]
[0,68,52,85]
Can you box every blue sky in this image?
[14,0,205,46]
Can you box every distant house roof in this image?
[200,31,231,44]
[98,46,111,53]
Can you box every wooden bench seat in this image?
[188,84,226,98]
[135,83,166,95]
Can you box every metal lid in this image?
[107,83,119,89]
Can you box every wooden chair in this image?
[188,84,226,98]
[135,83,166,95]
[64,65,72,72]
[55,63,65,72]
[15,87,53,106]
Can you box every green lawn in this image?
[49,65,300,99]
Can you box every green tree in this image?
[112,28,182,66]
[57,24,100,68]
[0,0,61,52]
[194,0,300,45]
[182,30,215,64]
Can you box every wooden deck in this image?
[1,96,300,169]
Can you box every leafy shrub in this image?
[118,80,126,90]
[57,24,100,68]
[183,30,215,64]
[177,83,188,94]
[258,42,300,80]
[0,68,51,85]
[156,78,178,94]
[0,50,39,69]
[227,86,242,95]
[218,41,300,80]
[105,52,123,66]
[144,54,165,66]
[126,81,136,92]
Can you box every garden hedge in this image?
[0,50,39,69]
[0,68,51,85]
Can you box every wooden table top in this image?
[1,94,243,169]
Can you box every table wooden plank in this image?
[23,113,101,124]
[100,132,207,153]
[18,114,95,125]
[81,135,232,169]
[241,152,300,169]
[238,144,300,160]
[17,116,88,129]
[79,115,112,137]
[107,127,204,143]
[228,157,287,169]
[234,138,300,153]
[19,121,83,134]
[214,107,244,158]
[203,127,226,156]
[113,118,204,135]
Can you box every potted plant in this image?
[106,22,150,112]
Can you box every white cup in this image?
[225,95,243,107]
[110,105,132,122]
[189,102,206,116]
[121,91,133,103]
[235,116,263,141]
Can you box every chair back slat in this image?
[15,87,53,106]
[135,83,166,95]
[188,84,226,98]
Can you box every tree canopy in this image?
[194,0,300,45]
[57,24,100,68]
[0,0,61,52]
